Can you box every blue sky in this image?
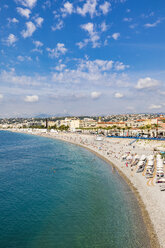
[0,0,165,117]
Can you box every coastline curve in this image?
[4,130,161,248]
[42,134,160,248]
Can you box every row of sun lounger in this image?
[123,153,165,191]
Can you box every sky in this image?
[0,0,165,117]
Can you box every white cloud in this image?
[79,59,114,72]
[123,17,132,22]
[126,106,134,111]
[0,94,3,100]
[77,0,97,18]
[51,58,128,87]
[91,91,101,99]
[99,1,111,15]
[17,7,31,18]
[6,34,17,46]
[61,2,73,16]
[21,21,36,38]
[149,104,162,110]
[76,39,89,49]
[24,95,39,102]
[42,0,51,9]
[160,91,165,95]
[79,22,100,48]
[77,21,108,48]
[129,23,138,29]
[141,12,154,19]
[32,41,43,53]
[17,55,32,61]
[115,62,129,71]
[55,64,66,71]
[51,92,87,101]
[17,56,24,61]
[114,92,124,98]
[52,20,64,31]
[100,21,108,32]
[135,77,160,89]
[144,19,161,28]
[112,33,120,40]
[35,17,44,27]
[32,48,43,54]
[8,17,19,23]
[33,40,43,47]
[15,0,37,8]
[0,70,45,86]
[47,43,67,58]
[81,22,94,33]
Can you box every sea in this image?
[0,131,150,248]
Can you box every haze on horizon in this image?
[0,0,165,118]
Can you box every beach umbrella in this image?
[140,155,146,160]
[148,160,154,166]
[148,155,154,160]
[134,155,140,160]
[138,161,144,166]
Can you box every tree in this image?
[145,124,151,137]
[139,126,145,136]
[48,124,57,130]
[117,126,121,136]
[29,125,45,129]
[152,124,159,138]
[122,127,125,136]
[106,126,112,135]
[58,125,69,131]
[111,125,117,135]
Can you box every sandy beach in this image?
[9,130,165,248]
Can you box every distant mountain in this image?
[34,113,72,118]
[34,114,53,118]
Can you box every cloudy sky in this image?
[0,0,165,117]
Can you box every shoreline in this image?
[45,134,160,248]
[4,129,165,248]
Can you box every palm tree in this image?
[122,127,125,136]
[139,126,145,136]
[111,125,117,136]
[117,126,121,136]
[145,124,151,137]
[152,124,159,138]
[106,126,113,135]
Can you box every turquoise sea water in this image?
[0,131,150,248]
